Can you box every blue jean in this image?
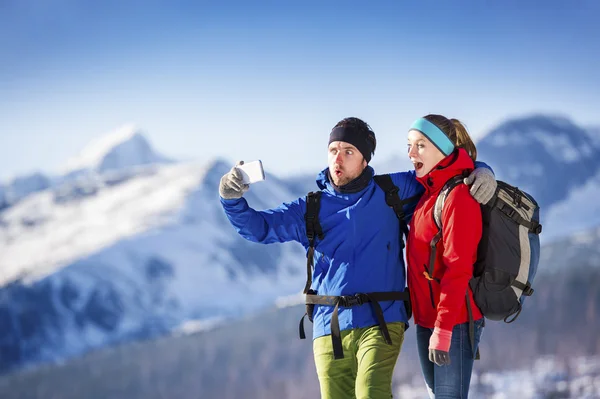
[416,319,484,399]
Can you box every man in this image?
[219,117,495,399]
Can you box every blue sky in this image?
[1,0,599,180]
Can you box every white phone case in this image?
[237,160,265,184]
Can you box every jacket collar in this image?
[416,148,475,195]
[316,166,375,196]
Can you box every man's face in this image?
[407,129,445,178]
[328,141,367,186]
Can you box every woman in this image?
[406,114,485,398]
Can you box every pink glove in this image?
[428,327,452,366]
[429,327,452,352]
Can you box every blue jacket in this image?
[220,166,423,340]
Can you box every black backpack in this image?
[429,175,542,358]
[299,174,419,359]
[431,176,542,322]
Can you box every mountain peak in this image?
[477,114,600,210]
[62,124,171,175]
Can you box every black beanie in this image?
[328,126,375,163]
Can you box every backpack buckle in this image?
[513,192,522,207]
[339,294,365,307]
[501,205,516,218]
[386,188,399,201]
[523,285,534,296]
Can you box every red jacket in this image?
[407,148,483,331]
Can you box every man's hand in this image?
[219,162,249,199]
[464,167,497,204]
[429,349,451,366]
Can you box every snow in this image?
[0,153,309,367]
[530,128,590,162]
[0,172,51,207]
[61,124,169,174]
[487,128,521,147]
[0,162,207,284]
[395,356,600,399]
[173,317,226,336]
[488,127,590,163]
[0,157,308,303]
[543,168,600,242]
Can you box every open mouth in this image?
[334,169,343,177]
[413,162,424,171]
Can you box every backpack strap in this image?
[431,172,481,360]
[299,192,324,338]
[496,198,543,234]
[429,174,465,278]
[466,293,481,360]
[373,174,420,248]
[303,191,324,294]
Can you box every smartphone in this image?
[237,160,265,184]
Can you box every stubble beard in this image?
[332,174,353,187]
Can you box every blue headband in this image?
[409,118,455,156]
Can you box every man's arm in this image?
[467,161,496,204]
[219,163,306,245]
[388,170,423,224]
[220,197,306,245]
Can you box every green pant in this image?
[313,322,405,399]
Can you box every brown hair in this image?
[423,114,477,161]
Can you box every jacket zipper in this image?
[423,264,436,309]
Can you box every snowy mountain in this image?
[476,115,600,212]
[0,172,51,211]
[541,168,600,241]
[0,125,171,213]
[538,223,600,271]
[0,156,309,372]
[1,114,599,374]
[584,125,600,146]
[61,124,171,177]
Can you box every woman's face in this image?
[407,129,445,178]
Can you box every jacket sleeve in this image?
[220,196,307,246]
[389,170,425,223]
[474,160,494,175]
[435,184,482,331]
